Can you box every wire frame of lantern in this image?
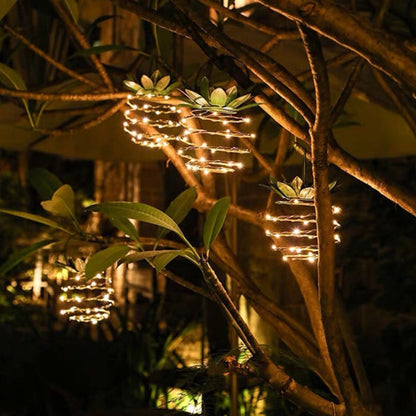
[122,72,182,148]
[265,203,341,263]
[59,271,115,324]
[123,95,182,148]
[178,110,254,174]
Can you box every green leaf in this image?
[63,0,79,23]
[85,245,130,281]
[121,249,180,264]
[155,75,170,91]
[227,93,251,108]
[231,102,259,112]
[153,249,199,272]
[276,182,297,198]
[210,88,227,106]
[329,181,337,191]
[163,81,181,95]
[86,202,191,247]
[0,62,33,127]
[183,89,209,106]
[0,209,72,233]
[291,176,303,194]
[29,168,62,200]
[41,184,75,219]
[225,86,238,105]
[151,69,161,84]
[141,74,154,89]
[73,44,137,57]
[203,197,230,252]
[123,80,141,92]
[299,187,314,200]
[156,187,197,240]
[0,239,57,277]
[0,0,17,21]
[109,216,140,245]
[200,77,210,101]
[153,251,182,272]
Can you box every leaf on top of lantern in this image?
[178,77,258,114]
[123,70,181,97]
[263,177,337,201]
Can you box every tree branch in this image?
[258,0,416,92]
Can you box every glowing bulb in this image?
[143,117,149,123]
[282,256,288,261]
[293,228,300,235]
[271,244,277,251]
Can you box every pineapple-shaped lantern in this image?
[59,259,115,324]
[264,177,341,262]
[177,77,257,174]
[123,70,181,148]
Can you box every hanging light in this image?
[58,260,114,324]
[177,78,257,174]
[123,71,181,148]
[264,177,341,262]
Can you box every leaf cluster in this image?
[264,176,336,201]
[179,77,257,113]
[124,70,180,96]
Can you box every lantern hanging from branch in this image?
[59,259,114,324]
[177,77,257,174]
[123,71,182,148]
[264,177,341,262]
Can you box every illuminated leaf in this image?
[155,75,170,91]
[141,74,154,89]
[85,245,130,281]
[203,197,230,252]
[276,182,297,198]
[41,184,75,219]
[210,88,227,106]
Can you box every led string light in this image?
[265,204,342,263]
[178,110,255,174]
[123,94,182,148]
[59,272,114,324]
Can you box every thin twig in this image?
[3,24,102,90]
[330,59,365,126]
[196,0,299,39]
[372,68,416,138]
[32,100,126,139]
[50,0,114,90]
